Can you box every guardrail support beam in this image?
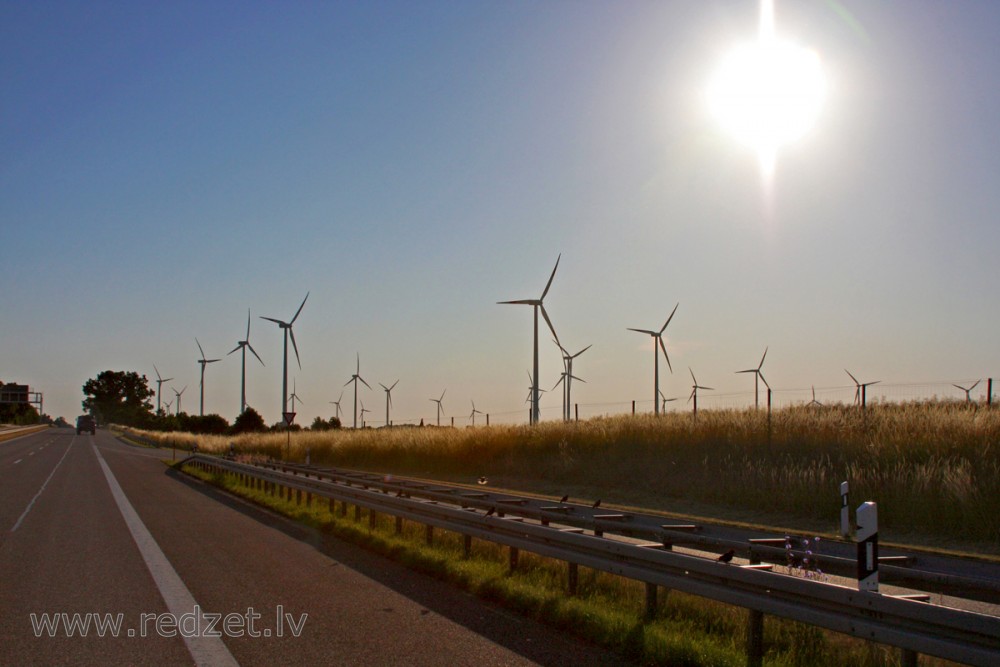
[900,648,919,667]
[645,583,658,620]
[509,547,519,573]
[746,609,764,667]
[396,516,404,535]
[426,525,434,546]
[568,562,579,596]
[463,534,472,559]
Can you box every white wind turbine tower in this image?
[499,255,561,425]
[153,364,173,416]
[380,380,399,426]
[227,309,264,415]
[429,390,446,426]
[736,347,770,410]
[627,303,679,415]
[195,338,221,417]
[469,400,484,426]
[553,341,591,422]
[344,354,371,429]
[260,292,309,422]
[329,391,344,422]
[172,385,187,416]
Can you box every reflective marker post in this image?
[856,501,878,592]
[840,481,850,538]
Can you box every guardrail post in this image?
[338,500,347,517]
[396,516,404,534]
[425,525,434,546]
[369,510,377,529]
[509,547,519,573]
[746,609,764,667]
[900,648,918,667]
[856,501,879,592]
[463,534,472,558]
[840,481,851,538]
[567,562,579,595]
[645,583,658,620]
[354,505,362,522]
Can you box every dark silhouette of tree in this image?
[82,371,154,427]
[231,408,266,434]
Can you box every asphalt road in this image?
[1,429,634,666]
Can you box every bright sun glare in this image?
[707,1,825,175]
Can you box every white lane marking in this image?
[10,439,75,532]
[28,452,35,456]
[92,445,239,667]
[13,459,22,465]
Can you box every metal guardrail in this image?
[184,454,1000,667]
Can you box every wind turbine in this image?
[172,385,187,416]
[260,292,309,421]
[524,371,547,405]
[195,338,221,417]
[658,389,677,413]
[498,254,561,425]
[153,365,173,416]
[688,368,713,418]
[429,389,446,426]
[227,309,264,415]
[289,378,303,413]
[628,303,679,415]
[845,370,880,409]
[380,380,399,426]
[808,386,822,407]
[164,399,173,414]
[359,401,371,428]
[736,347,770,410]
[329,391,344,421]
[554,340,591,421]
[469,400,484,426]
[343,354,371,428]
[953,380,981,404]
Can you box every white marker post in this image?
[856,501,878,592]
[840,481,850,537]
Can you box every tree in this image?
[0,402,39,425]
[231,408,266,434]
[82,370,154,427]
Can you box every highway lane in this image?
[2,430,635,665]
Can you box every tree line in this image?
[82,370,341,435]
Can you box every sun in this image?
[707,1,825,174]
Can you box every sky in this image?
[2,0,998,427]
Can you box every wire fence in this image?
[358,378,996,428]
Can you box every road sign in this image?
[283,411,296,426]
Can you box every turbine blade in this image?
[658,337,672,373]
[291,291,309,325]
[246,308,252,338]
[153,364,162,382]
[689,367,697,384]
[344,377,354,387]
[227,343,242,356]
[289,328,301,369]
[971,379,981,391]
[260,316,285,325]
[759,372,770,390]
[380,383,388,391]
[659,302,679,334]
[359,377,372,390]
[845,369,859,385]
[498,299,537,305]
[736,369,755,374]
[390,380,399,391]
[571,344,592,358]
[540,305,559,343]
[569,374,586,383]
[540,254,560,300]
[627,328,657,335]
[196,338,206,359]
[552,375,565,390]
[247,342,264,366]
[440,389,446,401]
[758,346,768,370]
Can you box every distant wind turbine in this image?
[808,386,822,407]
[554,341,591,421]
[172,385,187,416]
[628,303,679,415]
[469,400,484,426]
[195,338,221,417]
[329,391,344,421]
[380,380,399,426]
[688,368,713,418]
[736,347,770,410]
[525,371,547,406]
[260,292,309,420]
[227,308,264,415]
[658,389,677,413]
[344,354,371,428]
[953,380,981,404]
[845,369,880,409]
[289,378,303,413]
[164,399,173,414]
[429,389,446,426]
[153,364,173,416]
[359,401,371,428]
[499,254,561,425]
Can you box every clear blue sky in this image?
[3,1,998,426]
